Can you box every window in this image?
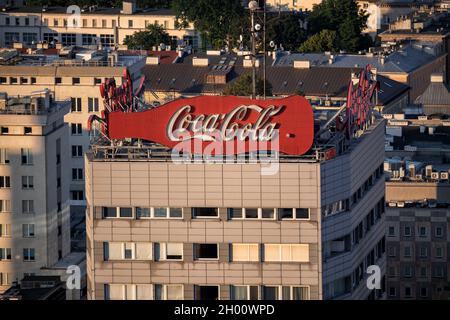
[71,145,82,157]
[403,265,412,278]
[22,224,35,238]
[72,168,83,181]
[55,77,62,85]
[61,33,76,46]
[264,244,309,262]
[94,78,102,85]
[194,285,219,300]
[22,200,34,214]
[435,226,444,237]
[0,273,12,286]
[23,248,35,261]
[404,226,412,237]
[5,17,10,25]
[136,207,150,218]
[21,148,33,165]
[106,284,141,300]
[102,207,133,218]
[71,98,82,112]
[4,32,20,46]
[43,32,58,44]
[71,190,84,201]
[24,127,32,134]
[100,34,115,47]
[433,266,444,278]
[418,226,427,237]
[10,77,17,84]
[230,285,259,300]
[92,19,97,27]
[0,149,9,164]
[82,33,96,45]
[0,248,12,261]
[155,243,183,261]
[22,176,34,189]
[388,226,395,237]
[155,284,184,300]
[388,246,396,257]
[404,286,412,298]
[263,286,279,300]
[23,33,37,45]
[88,97,100,112]
[388,287,396,297]
[0,200,11,212]
[0,224,11,237]
[419,246,428,258]
[72,77,80,85]
[388,266,396,278]
[128,20,133,27]
[419,267,427,278]
[0,176,11,188]
[71,123,82,135]
[283,286,310,300]
[192,207,218,218]
[231,243,259,262]
[194,243,218,260]
[82,19,87,27]
[228,208,276,219]
[278,208,310,220]
[403,246,412,258]
[420,287,427,298]
[102,19,107,27]
[152,207,183,218]
[435,246,444,259]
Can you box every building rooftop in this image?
[143,52,409,107]
[0,89,69,116]
[274,43,441,73]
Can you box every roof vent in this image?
[430,73,443,83]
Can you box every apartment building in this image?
[0,90,71,293]
[85,87,386,300]
[0,48,146,244]
[0,1,198,49]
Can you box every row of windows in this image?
[389,286,437,298]
[0,248,35,261]
[387,244,446,259]
[101,207,310,220]
[103,242,310,263]
[104,284,309,300]
[0,175,34,189]
[0,224,35,237]
[388,225,446,238]
[322,163,384,218]
[0,148,33,164]
[388,264,447,279]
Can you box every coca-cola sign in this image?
[106,95,314,155]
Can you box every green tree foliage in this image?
[223,74,272,97]
[307,0,370,52]
[266,13,306,51]
[299,29,337,53]
[123,23,171,50]
[172,0,247,50]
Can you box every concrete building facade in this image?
[0,90,71,293]
[85,101,386,300]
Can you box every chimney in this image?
[121,0,136,14]
[430,73,444,83]
[146,56,159,65]
[380,56,385,65]
[328,55,334,64]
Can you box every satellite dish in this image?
[160,43,166,50]
[255,24,262,31]
[269,41,275,48]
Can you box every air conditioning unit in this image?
[441,172,449,180]
[431,172,440,180]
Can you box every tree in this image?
[307,0,369,52]
[299,29,337,53]
[172,0,247,50]
[223,74,272,97]
[124,24,171,50]
[266,13,307,51]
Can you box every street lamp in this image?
[248,0,259,99]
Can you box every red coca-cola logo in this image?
[107,95,314,155]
